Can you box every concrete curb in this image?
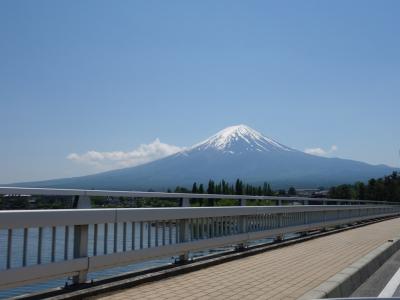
[298,237,400,299]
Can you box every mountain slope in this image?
[8,125,398,190]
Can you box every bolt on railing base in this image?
[175,253,191,264]
[235,243,248,251]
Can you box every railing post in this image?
[240,198,247,206]
[72,195,91,209]
[322,210,328,231]
[278,199,283,206]
[275,213,283,242]
[181,198,190,207]
[177,219,190,262]
[300,211,309,236]
[236,215,248,250]
[304,199,309,205]
[72,224,89,284]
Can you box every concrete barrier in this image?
[298,237,400,299]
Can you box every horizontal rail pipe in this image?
[0,203,399,290]
[0,186,394,205]
[0,206,392,229]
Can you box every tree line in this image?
[328,172,400,202]
[172,179,297,196]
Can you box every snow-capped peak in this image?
[189,124,293,154]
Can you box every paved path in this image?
[92,218,400,300]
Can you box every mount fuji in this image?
[10,125,398,190]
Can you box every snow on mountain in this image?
[189,124,293,154]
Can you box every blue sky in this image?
[1,1,399,183]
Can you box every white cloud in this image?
[67,139,184,170]
[304,145,338,157]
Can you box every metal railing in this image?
[0,186,396,208]
[0,187,399,291]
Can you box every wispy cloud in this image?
[67,139,184,170]
[304,145,338,157]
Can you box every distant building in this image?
[296,189,329,198]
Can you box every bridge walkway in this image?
[91,218,400,300]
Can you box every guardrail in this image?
[0,187,399,291]
[0,187,395,208]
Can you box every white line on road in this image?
[379,266,400,297]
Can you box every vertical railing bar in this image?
[208,218,211,238]
[198,218,201,239]
[93,224,98,256]
[199,218,203,239]
[155,221,159,247]
[131,222,136,250]
[7,229,12,269]
[140,222,144,249]
[207,218,210,238]
[168,221,172,244]
[37,227,43,265]
[261,214,264,230]
[148,221,152,248]
[188,219,192,241]
[175,220,179,244]
[210,217,214,238]
[194,218,197,239]
[64,226,69,260]
[51,226,56,262]
[104,223,108,255]
[113,222,118,253]
[123,222,127,252]
[22,228,28,267]
[224,217,227,235]
[204,218,208,238]
[162,221,166,246]
[263,214,266,230]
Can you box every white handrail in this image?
[0,186,393,205]
[0,205,389,229]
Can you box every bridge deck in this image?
[92,218,400,300]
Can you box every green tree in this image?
[198,184,204,194]
[207,179,215,194]
[287,186,296,196]
[235,179,243,195]
[192,182,198,193]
